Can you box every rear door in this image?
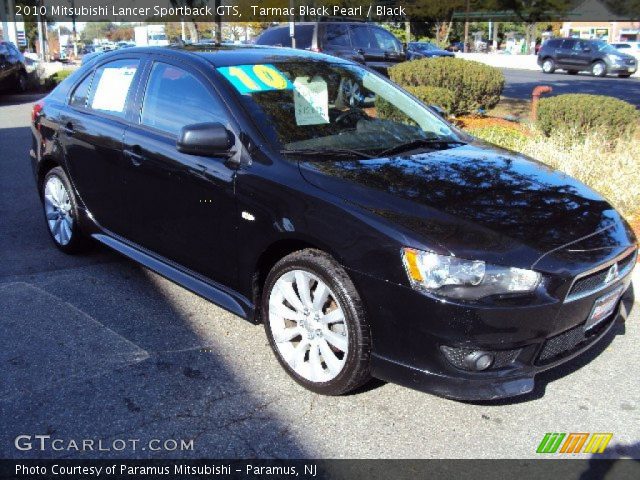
[122,58,238,286]
[60,57,143,235]
[556,39,577,68]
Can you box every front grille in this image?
[536,315,615,366]
[567,250,636,301]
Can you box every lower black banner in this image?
[1,459,639,480]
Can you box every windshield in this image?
[217,61,460,158]
[414,43,437,51]
[592,40,618,54]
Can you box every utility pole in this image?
[463,0,470,52]
[289,0,295,48]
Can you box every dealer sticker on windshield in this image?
[217,64,292,94]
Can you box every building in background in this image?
[0,0,18,44]
[561,22,640,42]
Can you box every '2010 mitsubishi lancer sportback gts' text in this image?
[30,46,637,400]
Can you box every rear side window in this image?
[544,39,560,49]
[87,59,139,118]
[294,25,314,49]
[257,27,291,47]
[371,28,401,52]
[69,72,94,108]
[324,24,351,47]
[140,62,225,136]
[350,25,374,49]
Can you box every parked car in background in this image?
[407,42,455,60]
[446,41,464,52]
[538,38,637,77]
[610,42,640,56]
[30,45,637,400]
[256,22,406,74]
[0,41,29,93]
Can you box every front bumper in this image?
[349,263,634,401]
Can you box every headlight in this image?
[607,54,623,63]
[401,248,541,301]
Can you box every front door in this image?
[122,60,238,286]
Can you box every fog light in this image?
[464,351,494,371]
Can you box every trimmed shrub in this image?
[376,85,455,123]
[388,57,504,115]
[468,125,530,151]
[536,94,639,140]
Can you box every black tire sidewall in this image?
[262,250,370,395]
[42,166,87,254]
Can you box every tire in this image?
[566,70,579,75]
[42,166,89,254]
[262,249,371,395]
[541,58,555,74]
[14,70,28,93]
[591,61,607,77]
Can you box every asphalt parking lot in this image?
[1,92,639,461]
[502,68,640,106]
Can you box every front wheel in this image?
[591,61,607,77]
[262,249,371,395]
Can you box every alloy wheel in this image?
[44,175,74,246]
[542,60,554,73]
[268,269,348,383]
[592,62,606,76]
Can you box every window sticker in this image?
[293,76,329,126]
[217,64,292,94]
[91,66,136,113]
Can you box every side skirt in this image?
[92,233,256,322]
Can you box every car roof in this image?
[92,44,352,67]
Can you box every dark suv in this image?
[0,41,29,92]
[538,38,638,77]
[255,22,406,74]
[30,46,637,400]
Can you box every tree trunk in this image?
[186,20,198,43]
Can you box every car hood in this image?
[298,142,634,269]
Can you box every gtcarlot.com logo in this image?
[14,435,194,452]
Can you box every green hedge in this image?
[388,57,504,116]
[536,94,639,139]
[468,125,529,151]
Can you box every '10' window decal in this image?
[217,64,292,94]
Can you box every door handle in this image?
[62,122,74,136]
[125,146,144,166]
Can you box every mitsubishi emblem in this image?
[604,263,619,284]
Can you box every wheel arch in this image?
[36,155,61,193]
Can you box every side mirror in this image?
[177,122,235,157]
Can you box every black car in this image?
[538,38,638,77]
[30,46,637,400]
[0,41,29,92]
[256,22,406,74]
[407,42,455,60]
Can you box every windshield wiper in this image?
[375,138,464,158]
[280,148,376,159]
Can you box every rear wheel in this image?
[14,70,28,93]
[541,58,556,73]
[591,61,607,77]
[262,249,371,395]
[42,167,89,254]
